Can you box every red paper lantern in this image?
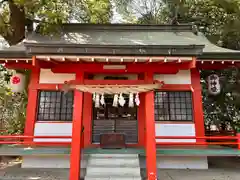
[11,76,21,84]
[10,73,25,92]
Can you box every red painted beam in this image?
[155,136,238,140]
[5,62,33,70]
[238,133,240,150]
[156,142,238,145]
[83,79,155,85]
[0,135,72,139]
[160,84,193,91]
[51,62,195,74]
[2,135,237,140]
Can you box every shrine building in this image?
[0,23,240,180]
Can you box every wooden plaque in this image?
[100,133,126,149]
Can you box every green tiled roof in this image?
[0,24,239,60]
[25,30,206,46]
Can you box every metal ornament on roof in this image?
[207,74,221,95]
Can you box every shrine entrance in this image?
[63,77,163,148]
[92,94,138,144]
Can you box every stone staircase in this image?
[85,154,142,180]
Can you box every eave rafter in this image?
[196,60,240,69]
[1,55,239,71]
[35,55,194,64]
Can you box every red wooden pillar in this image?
[69,72,84,180]
[24,67,40,141]
[191,69,205,142]
[138,93,146,147]
[144,72,157,180]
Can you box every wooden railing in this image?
[0,134,239,149]
[155,135,240,149]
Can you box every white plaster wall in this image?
[139,156,208,169]
[39,69,75,84]
[22,155,88,169]
[93,74,138,80]
[34,123,72,142]
[155,123,196,142]
[154,70,191,84]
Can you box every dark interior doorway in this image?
[92,94,138,143]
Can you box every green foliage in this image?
[82,0,113,23]
[0,0,113,135]
[202,68,240,132]
[174,0,240,132]
[0,0,113,44]
[0,66,27,135]
[116,0,240,132]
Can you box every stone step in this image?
[1,179,67,180]
[88,157,139,167]
[85,176,142,180]
[89,154,139,158]
[86,167,141,176]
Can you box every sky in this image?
[112,5,124,23]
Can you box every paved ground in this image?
[0,157,239,180]
[159,169,240,180]
[1,168,240,180]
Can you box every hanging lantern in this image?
[9,73,25,93]
[95,94,100,108]
[100,94,105,105]
[207,74,221,95]
[129,93,134,107]
[113,94,118,107]
[135,93,140,106]
[118,93,125,107]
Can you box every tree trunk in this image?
[3,0,26,45]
